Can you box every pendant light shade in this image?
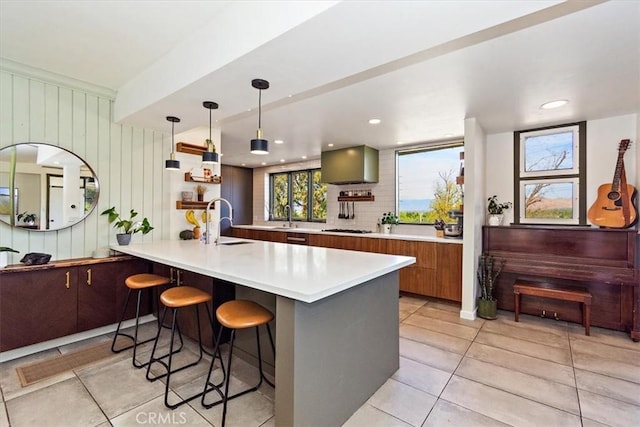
[250,78,269,155]
[202,101,220,164]
[165,116,181,170]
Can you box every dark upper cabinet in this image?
[221,165,253,236]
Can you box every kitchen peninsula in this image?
[113,238,415,427]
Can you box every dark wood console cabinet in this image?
[483,226,639,341]
[0,256,151,351]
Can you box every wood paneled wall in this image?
[0,69,172,262]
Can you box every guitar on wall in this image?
[588,139,637,228]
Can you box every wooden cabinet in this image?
[0,256,151,351]
[436,243,463,302]
[221,165,253,236]
[233,227,462,301]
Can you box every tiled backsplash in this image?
[251,149,437,237]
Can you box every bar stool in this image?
[146,286,222,409]
[111,273,180,368]
[201,299,275,426]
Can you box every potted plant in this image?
[380,212,399,234]
[477,254,504,319]
[0,246,19,268]
[101,206,154,245]
[487,195,512,226]
[17,211,37,225]
[196,184,207,202]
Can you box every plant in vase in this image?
[101,207,154,245]
[487,195,512,226]
[0,246,19,268]
[477,254,505,319]
[196,184,207,202]
[380,212,399,234]
[17,211,37,225]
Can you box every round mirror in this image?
[0,142,99,231]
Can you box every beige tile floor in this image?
[1,296,639,426]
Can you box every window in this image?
[397,143,464,224]
[514,122,586,225]
[270,168,327,222]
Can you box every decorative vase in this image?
[382,224,392,234]
[487,214,503,226]
[477,298,498,320]
[116,233,132,246]
[197,193,204,202]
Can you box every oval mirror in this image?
[0,142,99,231]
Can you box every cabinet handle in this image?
[87,268,92,285]
[287,237,307,242]
[65,271,70,289]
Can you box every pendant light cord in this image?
[171,121,175,154]
[209,107,212,141]
[258,89,262,129]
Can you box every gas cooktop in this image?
[322,228,373,234]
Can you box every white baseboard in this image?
[459,308,477,321]
[0,314,156,363]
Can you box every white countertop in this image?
[233,225,464,244]
[112,238,415,303]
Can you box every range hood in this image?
[321,145,379,184]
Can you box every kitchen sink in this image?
[219,240,254,246]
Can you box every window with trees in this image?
[270,169,327,222]
[514,121,586,225]
[397,143,464,224]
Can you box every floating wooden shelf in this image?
[175,201,215,210]
[176,142,207,155]
[337,195,375,202]
[183,172,222,184]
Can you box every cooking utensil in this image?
[345,202,349,219]
[351,202,355,219]
[338,202,343,219]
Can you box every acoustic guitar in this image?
[588,139,637,228]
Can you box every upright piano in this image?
[483,225,639,341]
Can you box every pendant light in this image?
[165,116,181,170]
[202,101,219,164]
[250,78,269,155]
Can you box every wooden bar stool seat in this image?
[111,273,179,368]
[202,300,275,427]
[146,286,222,409]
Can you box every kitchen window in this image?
[270,169,327,222]
[514,121,586,225]
[397,142,464,224]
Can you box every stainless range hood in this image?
[320,145,379,184]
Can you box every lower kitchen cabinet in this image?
[232,227,462,301]
[0,256,151,352]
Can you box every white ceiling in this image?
[1,0,638,167]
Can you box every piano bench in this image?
[513,282,592,336]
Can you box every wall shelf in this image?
[176,142,207,155]
[175,201,214,210]
[337,195,375,202]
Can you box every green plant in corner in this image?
[100,207,154,235]
[477,254,504,301]
[487,195,512,215]
[381,212,399,225]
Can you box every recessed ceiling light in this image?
[396,141,405,145]
[288,94,293,98]
[540,99,568,109]
[302,155,307,159]
[274,139,284,144]
[328,143,334,147]
[280,159,285,162]
[241,163,246,166]
[261,162,266,166]
[368,118,381,125]
[444,133,454,138]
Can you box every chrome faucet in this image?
[283,204,292,228]
[205,197,233,245]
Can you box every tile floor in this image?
[1,296,639,426]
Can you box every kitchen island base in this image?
[275,271,399,426]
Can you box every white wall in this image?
[485,114,638,224]
[0,67,175,263]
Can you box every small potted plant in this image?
[380,212,399,234]
[17,211,37,226]
[477,254,505,319]
[0,246,19,268]
[196,184,207,202]
[101,206,154,245]
[487,195,512,226]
